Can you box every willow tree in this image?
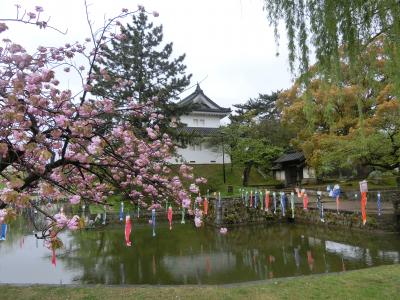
[264,1,400,122]
[264,1,400,82]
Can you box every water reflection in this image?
[1,218,400,285]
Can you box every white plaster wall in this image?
[303,167,316,179]
[180,114,222,128]
[170,142,231,164]
[275,170,285,181]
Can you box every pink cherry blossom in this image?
[182,198,191,209]
[69,195,81,204]
[0,23,8,33]
[54,213,68,228]
[67,216,80,230]
[0,5,206,246]
[27,12,36,19]
[146,127,157,139]
[54,115,68,127]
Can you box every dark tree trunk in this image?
[242,162,253,187]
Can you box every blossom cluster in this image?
[0,6,205,241]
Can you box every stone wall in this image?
[204,197,400,232]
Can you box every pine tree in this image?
[92,9,191,137]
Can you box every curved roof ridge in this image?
[178,84,231,113]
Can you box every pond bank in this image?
[1,264,399,299]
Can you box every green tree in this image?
[92,9,191,137]
[232,91,296,149]
[214,92,291,185]
[232,137,282,186]
[232,91,281,122]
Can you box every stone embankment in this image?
[204,191,400,232]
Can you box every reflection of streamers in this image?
[120,263,125,284]
[206,256,211,275]
[336,196,340,213]
[323,254,329,273]
[269,255,275,263]
[19,237,24,248]
[181,207,185,224]
[342,257,346,272]
[282,246,287,265]
[51,248,56,267]
[152,255,156,276]
[294,247,300,269]
[307,250,314,271]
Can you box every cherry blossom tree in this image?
[0,4,205,247]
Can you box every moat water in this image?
[1,213,399,284]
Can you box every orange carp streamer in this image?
[361,192,367,225]
[303,194,308,210]
[125,215,132,246]
[265,190,270,211]
[203,197,208,215]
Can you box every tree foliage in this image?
[232,91,281,122]
[92,8,191,137]
[216,92,294,185]
[231,91,296,149]
[279,38,400,183]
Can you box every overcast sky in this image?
[1,0,293,109]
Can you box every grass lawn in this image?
[190,163,279,197]
[1,264,399,299]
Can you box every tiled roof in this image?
[178,84,231,114]
[274,152,304,163]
